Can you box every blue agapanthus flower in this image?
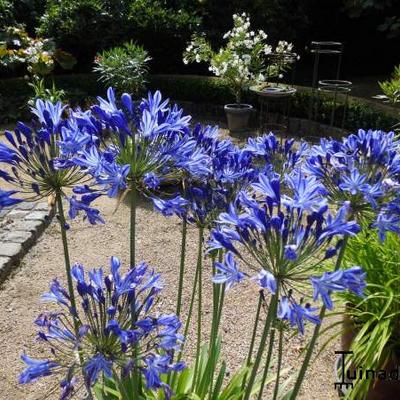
[304,129,400,238]
[152,128,257,229]
[0,188,22,210]
[209,171,365,334]
[58,88,215,223]
[244,132,308,176]
[212,252,246,291]
[19,257,184,399]
[0,100,94,213]
[311,266,366,310]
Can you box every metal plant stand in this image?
[251,51,298,137]
[250,86,297,137]
[308,41,352,136]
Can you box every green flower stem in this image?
[272,325,284,400]
[290,235,349,400]
[246,291,263,365]
[257,322,276,400]
[113,369,130,400]
[244,290,279,400]
[56,192,93,400]
[210,251,220,351]
[208,251,226,399]
[129,183,140,399]
[167,218,188,387]
[213,249,225,342]
[215,284,225,335]
[192,226,204,390]
[176,218,188,317]
[171,226,203,389]
[130,184,137,268]
[56,192,78,330]
[242,291,263,393]
[215,249,225,334]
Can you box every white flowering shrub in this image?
[183,13,295,103]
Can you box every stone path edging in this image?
[0,202,55,284]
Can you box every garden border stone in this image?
[0,201,55,284]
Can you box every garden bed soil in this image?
[0,193,340,400]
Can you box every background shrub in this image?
[38,0,199,73]
[1,0,397,78]
[94,41,151,95]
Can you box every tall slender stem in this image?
[246,291,263,365]
[129,182,140,398]
[244,291,279,400]
[192,226,204,390]
[130,184,137,268]
[241,290,264,393]
[290,236,349,400]
[176,218,187,317]
[272,324,284,400]
[171,226,203,389]
[215,284,225,336]
[56,192,78,327]
[215,249,225,335]
[210,252,219,351]
[56,192,93,399]
[208,250,225,399]
[257,323,276,400]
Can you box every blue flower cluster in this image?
[304,129,400,239]
[7,88,398,395]
[244,133,308,176]
[209,171,365,334]
[19,257,184,399]
[0,100,93,207]
[54,89,216,223]
[152,124,257,228]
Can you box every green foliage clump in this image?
[0,0,14,26]
[94,42,151,95]
[340,230,400,399]
[377,65,400,105]
[38,0,199,72]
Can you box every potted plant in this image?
[335,228,400,399]
[183,13,295,134]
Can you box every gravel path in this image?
[0,193,340,400]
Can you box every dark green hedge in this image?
[0,73,398,132]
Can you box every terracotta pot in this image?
[337,314,400,399]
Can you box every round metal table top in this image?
[250,84,297,98]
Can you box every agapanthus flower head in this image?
[311,266,366,310]
[244,132,308,176]
[60,88,212,223]
[0,100,93,208]
[152,134,257,229]
[20,256,184,399]
[209,172,364,334]
[304,129,400,231]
